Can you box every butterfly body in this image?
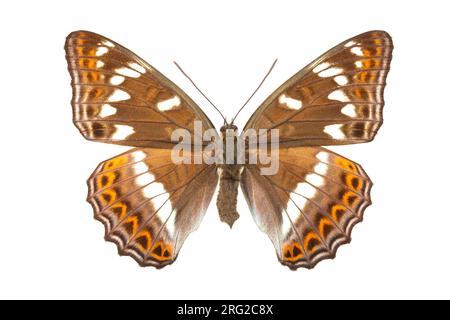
[66,30,392,269]
[217,124,242,227]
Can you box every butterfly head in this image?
[220,124,238,136]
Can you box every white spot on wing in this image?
[345,40,356,47]
[157,95,181,111]
[319,67,343,78]
[281,193,305,235]
[116,67,140,78]
[136,172,155,186]
[135,170,167,200]
[96,60,104,68]
[351,47,364,56]
[328,90,349,102]
[132,150,147,162]
[280,211,293,236]
[152,193,170,210]
[305,173,325,187]
[99,104,117,118]
[133,162,149,175]
[278,94,302,110]
[110,75,125,85]
[156,200,176,237]
[108,89,130,102]
[324,124,345,139]
[143,180,166,198]
[313,162,328,175]
[313,62,330,73]
[132,161,176,237]
[112,124,134,140]
[355,61,363,68]
[334,75,348,85]
[283,171,329,235]
[96,47,108,56]
[316,151,329,163]
[341,104,358,117]
[102,40,114,48]
[129,62,146,74]
[295,182,316,199]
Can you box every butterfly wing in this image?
[66,31,219,267]
[65,30,216,147]
[244,30,393,146]
[241,147,371,269]
[241,31,392,269]
[88,148,218,268]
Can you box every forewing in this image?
[65,30,215,147]
[241,147,371,269]
[87,148,218,268]
[244,30,393,146]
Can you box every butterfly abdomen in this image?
[217,164,242,228]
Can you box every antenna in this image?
[231,59,278,124]
[173,61,227,124]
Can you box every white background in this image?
[1,0,449,299]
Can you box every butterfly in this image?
[65,30,392,269]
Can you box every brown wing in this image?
[88,148,218,268]
[241,147,371,269]
[244,30,393,146]
[65,30,215,147]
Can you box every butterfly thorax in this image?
[217,124,243,228]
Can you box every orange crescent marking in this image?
[104,155,129,170]
[110,202,127,220]
[358,71,368,83]
[375,47,383,56]
[304,232,321,253]
[336,158,357,173]
[124,215,139,236]
[151,241,174,261]
[97,171,117,189]
[78,58,97,69]
[370,71,377,82]
[342,191,359,208]
[345,173,362,191]
[135,230,152,251]
[85,71,100,83]
[89,87,105,99]
[99,189,116,205]
[282,242,304,262]
[319,218,334,237]
[373,38,382,45]
[331,204,347,222]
